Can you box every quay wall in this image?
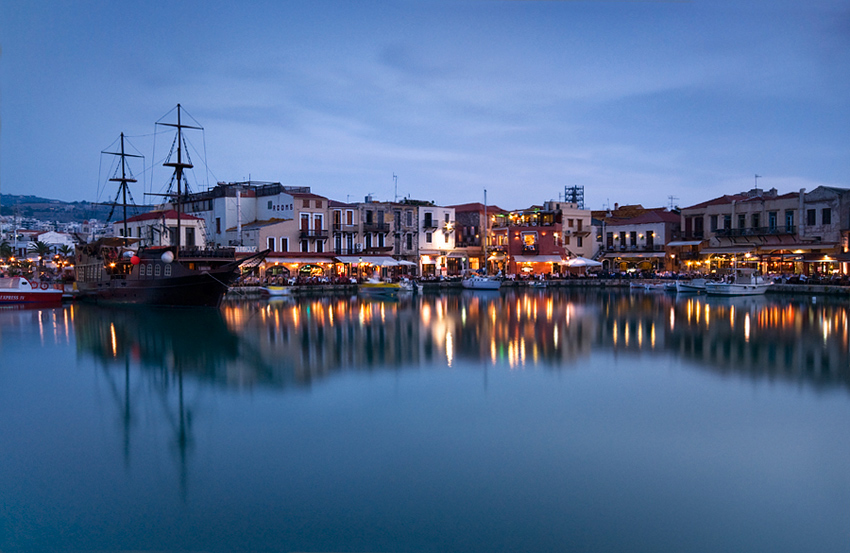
[226,281,850,298]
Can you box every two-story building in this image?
[450,202,508,274]
[599,207,681,273]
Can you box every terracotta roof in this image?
[606,210,680,226]
[448,202,508,214]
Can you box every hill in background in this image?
[1,194,152,223]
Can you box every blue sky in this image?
[1,0,848,211]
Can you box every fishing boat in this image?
[0,277,64,305]
[676,278,708,293]
[74,106,267,307]
[461,274,502,290]
[705,268,772,296]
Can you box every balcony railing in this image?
[332,223,358,232]
[521,244,539,254]
[363,222,390,233]
[299,229,329,240]
[714,225,796,237]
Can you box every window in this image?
[424,213,433,227]
[302,199,310,208]
[752,213,760,229]
[630,231,637,247]
[723,215,731,230]
[316,240,324,253]
[445,212,450,223]
[281,238,288,252]
[300,213,309,231]
[365,234,372,249]
[568,218,574,228]
[606,232,613,248]
[300,240,309,252]
[315,200,322,208]
[426,232,433,243]
[267,237,276,251]
[619,231,626,246]
[346,210,353,225]
[577,219,582,231]
[406,211,413,226]
[577,236,583,248]
[164,264,171,277]
[154,264,161,277]
[268,201,273,209]
[823,208,832,225]
[709,215,718,231]
[807,209,816,226]
[768,211,778,230]
[216,217,221,234]
[738,214,746,229]
[406,234,413,250]
[313,214,323,230]
[646,231,654,249]
[785,210,794,229]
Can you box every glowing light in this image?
[110,323,117,357]
[744,313,751,342]
[446,332,454,367]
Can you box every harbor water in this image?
[1,289,848,552]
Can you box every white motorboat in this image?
[676,278,708,293]
[705,269,772,296]
[461,275,502,290]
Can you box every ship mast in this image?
[159,104,201,256]
[105,133,143,246]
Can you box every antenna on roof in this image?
[393,174,398,202]
[755,174,762,189]
[668,195,678,210]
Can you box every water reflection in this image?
[217,291,850,391]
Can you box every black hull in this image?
[75,268,239,308]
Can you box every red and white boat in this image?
[0,277,64,305]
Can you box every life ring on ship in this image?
[40,282,49,290]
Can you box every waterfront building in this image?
[115,210,208,248]
[411,201,457,277]
[491,200,593,276]
[677,187,850,276]
[450,202,508,274]
[597,205,681,273]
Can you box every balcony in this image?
[422,220,438,230]
[299,229,329,240]
[714,225,796,238]
[521,244,539,255]
[332,223,357,233]
[363,222,390,233]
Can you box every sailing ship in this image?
[74,105,267,307]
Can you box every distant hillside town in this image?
[2,182,849,281]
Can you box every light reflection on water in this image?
[1,290,849,553]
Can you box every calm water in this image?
[1,289,849,553]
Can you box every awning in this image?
[666,241,703,247]
[513,255,564,263]
[267,256,335,264]
[335,255,399,266]
[759,243,839,252]
[602,252,666,258]
[487,253,506,261]
[700,247,755,255]
[397,260,417,266]
[447,252,467,258]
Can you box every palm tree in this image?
[58,244,74,262]
[0,239,12,261]
[28,240,52,275]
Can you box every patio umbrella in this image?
[565,256,602,267]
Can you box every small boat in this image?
[461,274,502,290]
[528,280,548,289]
[359,279,402,295]
[260,285,292,297]
[630,282,665,291]
[705,269,772,296]
[0,277,64,305]
[676,278,707,293]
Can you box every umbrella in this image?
[565,256,602,268]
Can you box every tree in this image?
[0,239,12,260]
[28,240,52,270]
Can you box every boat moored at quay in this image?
[74,105,267,307]
[0,277,64,305]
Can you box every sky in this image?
[1,0,848,212]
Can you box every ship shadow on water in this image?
[73,305,246,498]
